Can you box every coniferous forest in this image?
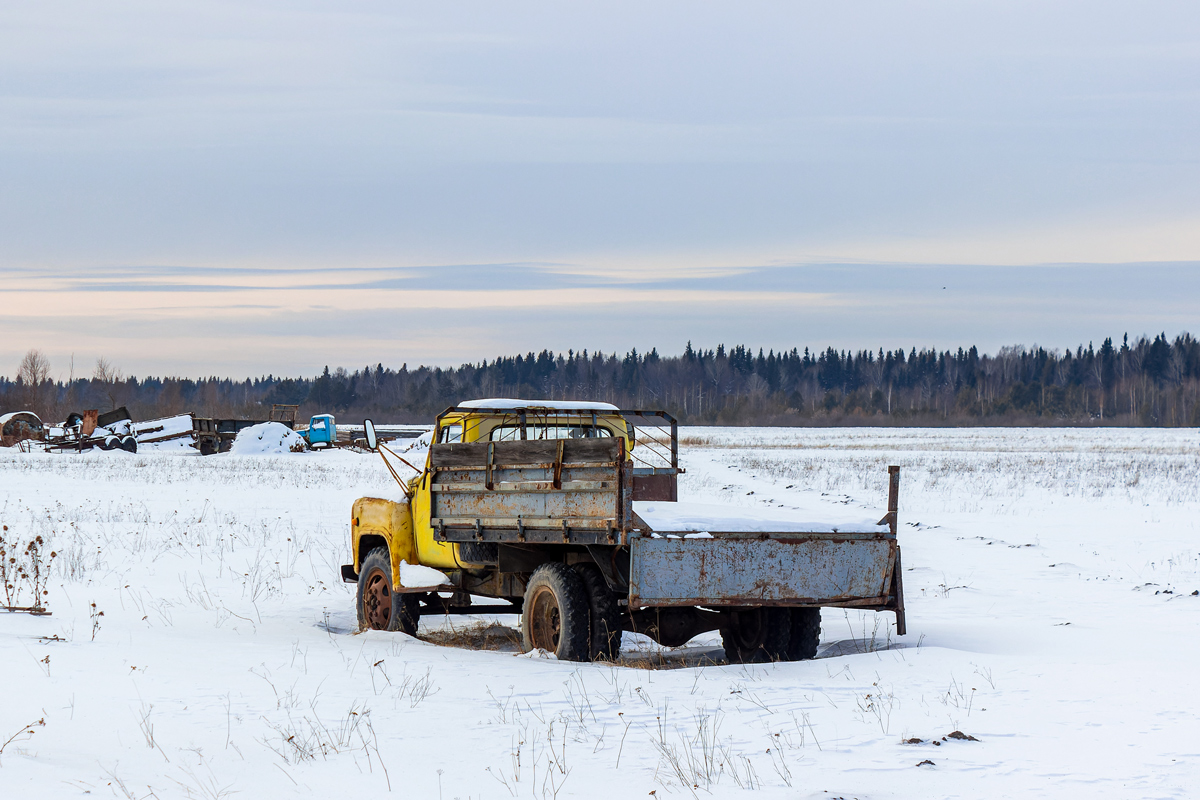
[5,333,1200,427]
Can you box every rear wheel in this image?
[786,608,821,661]
[573,563,622,661]
[356,547,420,634]
[120,436,137,453]
[521,563,590,661]
[721,607,791,664]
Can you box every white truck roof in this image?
[457,399,621,412]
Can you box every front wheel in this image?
[521,563,590,661]
[356,547,420,635]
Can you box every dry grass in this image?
[417,615,729,669]
[420,618,729,670]
[618,648,726,671]
[420,621,524,651]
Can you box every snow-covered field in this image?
[2,427,1199,799]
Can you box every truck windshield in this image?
[489,425,612,441]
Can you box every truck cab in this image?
[436,406,625,444]
[302,414,336,449]
[346,400,658,580]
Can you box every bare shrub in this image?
[1,525,57,612]
[0,717,46,765]
[260,703,372,765]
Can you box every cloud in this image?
[2,2,1198,374]
[3,259,1197,378]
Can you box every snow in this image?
[1,426,1199,798]
[636,500,885,534]
[136,435,197,454]
[515,648,557,660]
[400,430,433,453]
[0,411,42,426]
[228,421,306,455]
[97,419,132,438]
[457,398,620,411]
[398,560,450,589]
[132,414,194,443]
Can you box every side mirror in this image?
[364,419,378,451]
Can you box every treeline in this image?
[4,333,1200,427]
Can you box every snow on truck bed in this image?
[635,499,886,534]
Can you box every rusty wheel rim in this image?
[528,585,562,652]
[363,567,392,630]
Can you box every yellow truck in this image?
[340,400,906,663]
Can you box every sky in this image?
[1,1,1198,378]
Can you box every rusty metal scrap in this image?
[0,412,45,448]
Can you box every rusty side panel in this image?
[628,533,896,607]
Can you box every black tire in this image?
[120,436,138,453]
[521,562,590,662]
[786,607,821,661]
[199,439,217,456]
[356,547,420,635]
[98,435,118,451]
[573,563,622,661]
[721,607,791,664]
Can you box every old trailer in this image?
[341,401,905,663]
[193,405,299,454]
[43,407,138,453]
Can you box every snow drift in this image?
[229,421,306,455]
